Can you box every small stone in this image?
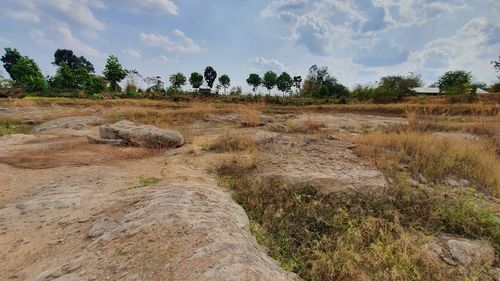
[87,217,108,238]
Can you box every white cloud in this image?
[140,30,202,54]
[112,0,178,15]
[0,37,12,44]
[123,48,142,60]
[155,55,174,63]
[248,57,293,74]
[53,22,103,58]
[5,9,41,23]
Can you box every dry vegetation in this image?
[0,119,32,137]
[208,132,256,153]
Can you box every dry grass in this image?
[215,157,499,281]
[288,116,326,133]
[208,132,255,153]
[237,105,262,127]
[0,138,159,169]
[355,131,499,196]
[0,120,32,137]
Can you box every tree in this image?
[53,49,94,73]
[437,70,475,96]
[276,72,293,97]
[103,55,127,92]
[84,75,107,96]
[169,72,187,90]
[246,73,262,94]
[302,65,344,98]
[189,72,204,89]
[126,69,142,86]
[492,56,499,73]
[1,48,22,80]
[293,76,302,90]
[204,66,217,89]
[10,56,46,91]
[378,73,423,100]
[262,71,278,94]
[218,74,230,94]
[144,76,164,92]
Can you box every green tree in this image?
[53,49,94,73]
[276,72,293,97]
[1,48,22,80]
[293,76,302,90]
[103,55,127,92]
[10,56,46,91]
[189,72,204,89]
[301,65,347,98]
[169,72,187,90]
[378,73,423,100]
[84,75,107,96]
[437,70,476,96]
[204,66,217,89]
[262,71,278,94]
[218,74,231,94]
[246,73,262,94]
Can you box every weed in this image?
[0,119,32,137]
[209,132,255,153]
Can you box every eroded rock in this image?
[99,120,184,148]
[33,116,104,132]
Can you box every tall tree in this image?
[10,56,46,91]
[1,48,22,80]
[246,73,262,94]
[169,72,187,90]
[204,66,217,89]
[276,72,293,97]
[189,72,204,90]
[262,71,278,94]
[53,49,94,73]
[293,76,302,91]
[103,55,127,92]
[218,74,231,94]
[378,73,423,100]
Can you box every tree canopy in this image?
[246,73,262,94]
[276,72,293,96]
[53,49,94,73]
[103,55,127,92]
[10,56,46,91]
[204,66,217,89]
[218,74,231,93]
[1,48,22,80]
[262,71,278,94]
[169,72,187,89]
[189,72,204,89]
[437,70,475,96]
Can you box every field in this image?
[0,97,498,280]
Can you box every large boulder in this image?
[33,116,104,132]
[99,120,184,148]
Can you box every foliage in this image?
[0,119,32,137]
[1,48,22,80]
[144,76,164,92]
[189,72,204,89]
[204,66,217,89]
[124,82,139,98]
[50,62,91,90]
[10,56,47,91]
[293,76,302,90]
[378,73,423,100]
[246,73,262,94]
[276,72,294,96]
[218,74,231,94]
[437,70,477,101]
[169,72,187,90]
[103,55,128,92]
[262,71,278,94]
[126,69,142,86]
[302,65,349,99]
[52,49,94,73]
[84,75,107,96]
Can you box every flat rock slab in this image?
[100,120,184,148]
[33,116,105,132]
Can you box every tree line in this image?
[1,47,498,102]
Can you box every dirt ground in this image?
[0,106,407,280]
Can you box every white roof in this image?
[412,87,489,94]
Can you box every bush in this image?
[124,82,138,98]
[84,75,107,96]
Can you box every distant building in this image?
[412,87,490,95]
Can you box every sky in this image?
[0,0,499,92]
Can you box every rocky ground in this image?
[0,106,497,280]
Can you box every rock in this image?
[407,178,420,187]
[260,115,275,124]
[87,217,108,238]
[423,235,495,268]
[447,238,495,267]
[266,123,290,133]
[445,177,471,187]
[326,135,342,141]
[99,120,184,148]
[346,143,357,149]
[255,130,280,145]
[86,136,126,146]
[33,116,104,132]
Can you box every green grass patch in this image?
[0,119,32,137]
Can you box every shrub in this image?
[84,75,107,96]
